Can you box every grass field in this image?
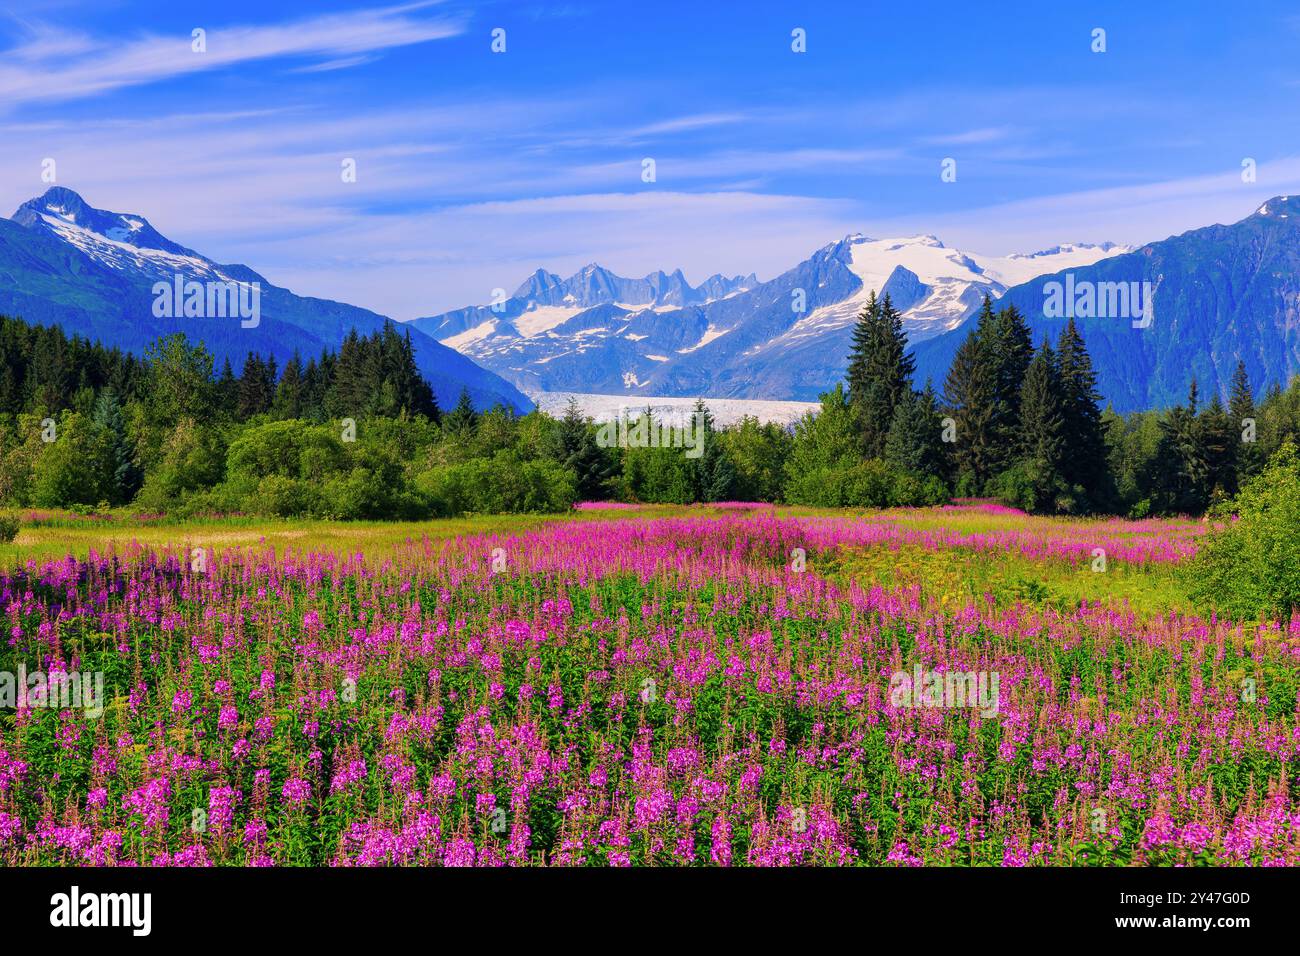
[2,501,1294,867]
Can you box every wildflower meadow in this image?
[1,501,1295,868]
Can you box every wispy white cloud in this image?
[922,126,1014,146]
[625,113,748,137]
[870,158,1300,254]
[0,2,463,108]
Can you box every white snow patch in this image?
[514,304,582,338]
[677,324,729,353]
[530,391,818,427]
[442,319,499,350]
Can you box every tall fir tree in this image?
[272,351,305,420]
[91,389,142,506]
[215,358,238,416]
[942,298,999,490]
[557,397,615,500]
[1198,394,1236,501]
[1055,318,1109,509]
[1154,379,1209,514]
[1015,341,1068,511]
[988,303,1033,455]
[1228,359,1259,483]
[883,381,949,479]
[443,387,479,440]
[237,352,276,420]
[846,292,915,458]
[687,399,734,502]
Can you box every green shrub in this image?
[785,458,948,509]
[256,475,321,518]
[413,452,577,516]
[1185,440,1300,621]
[0,515,19,542]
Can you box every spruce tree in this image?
[989,302,1034,447]
[1228,359,1258,483]
[1055,318,1108,509]
[1155,379,1209,514]
[443,387,479,440]
[942,299,999,490]
[216,358,238,416]
[1197,394,1235,501]
[558,398,615,499]
[846,291,914,458]
[687,399,734,502]
[92,389,142,506]
[1017,341,1067,511]
[845,290,879,410]
[884,381,948,478]
[237,352,276,420]
[272,352,304,420]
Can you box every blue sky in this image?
[4,0,1300,319]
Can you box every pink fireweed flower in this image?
[281,777,311,806]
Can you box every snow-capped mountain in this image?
[411,234,1129,401]
[1,187,530,412]
[913,195,1300,412]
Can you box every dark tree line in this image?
[0,316,439,424]
[3,299,1299,519]
[843,292,1296,515]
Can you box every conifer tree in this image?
[216,358,238,416]
[989,302,1034,445]
[272,352,304,420]
[942,299,999,490]
[1155,379,1209,514]
[687,399,734,502]
[1055,318,1108,508]
[846,292,915,457]
[443,387,479,440]
[884,381,948,478]
[1228,359,1258,483]
[92,389,142,505]
[557,398,615,500]
[237,352,276,419]
[1016,341,1067,510]
[1198,394,1235,501]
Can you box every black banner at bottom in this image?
[0,865,1283,943]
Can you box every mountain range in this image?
[912,196,1300,411]
[4,187,1299,417]
[411,234,1129,402]
[0,187,530,413]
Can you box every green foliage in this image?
[846,292,915,457]
[883,382,948,480]
[1185,440,1300,621]
[413,451,576,516]
[31,411,114,507]
[135,417,227,510]
[719,416,792,502]
[0,514,19,542]
[942,299,1001,487]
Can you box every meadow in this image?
[1,501,1296,867]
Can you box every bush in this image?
[1185,440,1300,621]
[784,459,948,509]
[0,515,19,542]
[413,452,577,516]
[256,475,322,518]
